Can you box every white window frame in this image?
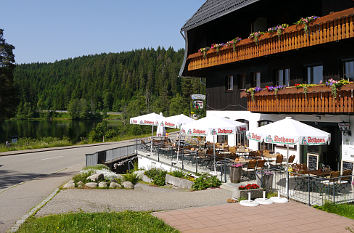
[226,75,233,91]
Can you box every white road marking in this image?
[41,156,64,161]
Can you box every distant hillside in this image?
[14,47,205,118]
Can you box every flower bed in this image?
[232,184,263,200]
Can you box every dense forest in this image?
[13,47,205,120]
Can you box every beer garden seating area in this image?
[137,136,354,206]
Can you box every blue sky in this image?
[1,0,205,64]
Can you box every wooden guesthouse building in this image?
[179,0,354,171]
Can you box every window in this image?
[307,65,323,84]
[250,72,261,87]
[226,75,233,91]
[276,68,290,86]
[344,60,354,81]
[258,120,273,151]
[251,17,267,33]
[217,135,228,144]
[255,72,261,87]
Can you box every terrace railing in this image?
[240,83,354,113]
[85,142,139,167]
[187,8,354,71]
[272,170,354,206]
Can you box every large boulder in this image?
[85,182,98,188]
[122,181,134,189]
[165,174,194,190]
[109,182,121,189]
[63,180,75,189]
[142,175,152,183]
[98,182,108,188]
[88,173,104,182]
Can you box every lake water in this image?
[0,120,100,143]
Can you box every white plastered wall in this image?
[206,110,354,166]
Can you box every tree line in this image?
[14,47,205,120]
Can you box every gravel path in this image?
[36,183,232,217]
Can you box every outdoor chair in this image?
[270,154,283,170]
[255,160,266,171]
[140,139,151,152]
[282,155,295,166]
[321,171,340,195]
[337,169,352,192]
[242,159,257,180]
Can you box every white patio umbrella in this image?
[130,112,166,155]
[181,116,247,173]
[164,114,195,162]
[246,117,331,199]
[164,114,195,129]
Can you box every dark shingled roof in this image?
[181,0,260,31]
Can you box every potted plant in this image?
[230,163,242,183]
[256,170,274,191]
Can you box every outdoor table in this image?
[234,157,251,165]
[218,151,231,155]
[236,151,249,157]
[308,170,331,177]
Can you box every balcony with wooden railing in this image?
[187,8,354,71]
[240,83,354,114]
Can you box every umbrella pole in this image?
[151,125,153,156]
[286,145,289,200]
[213,135,216,173]
[177,129,181,162]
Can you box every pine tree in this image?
[0,29,18,121]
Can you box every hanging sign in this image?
[338,122,350,131]
[191,94,206,100]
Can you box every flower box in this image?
[232,187,264,200]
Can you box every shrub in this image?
[72,170,94,185]
[192,174,221,191]
[123,172,140,185]
[169,170,186,178]
[145,168,167,186]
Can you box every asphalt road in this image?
[0,140,136,233]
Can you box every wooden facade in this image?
[187,8,354,72]
[241,83,354,113]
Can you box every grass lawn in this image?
[315,202,354,219]
[17,211,179,233]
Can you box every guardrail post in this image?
[182,149,184,170]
